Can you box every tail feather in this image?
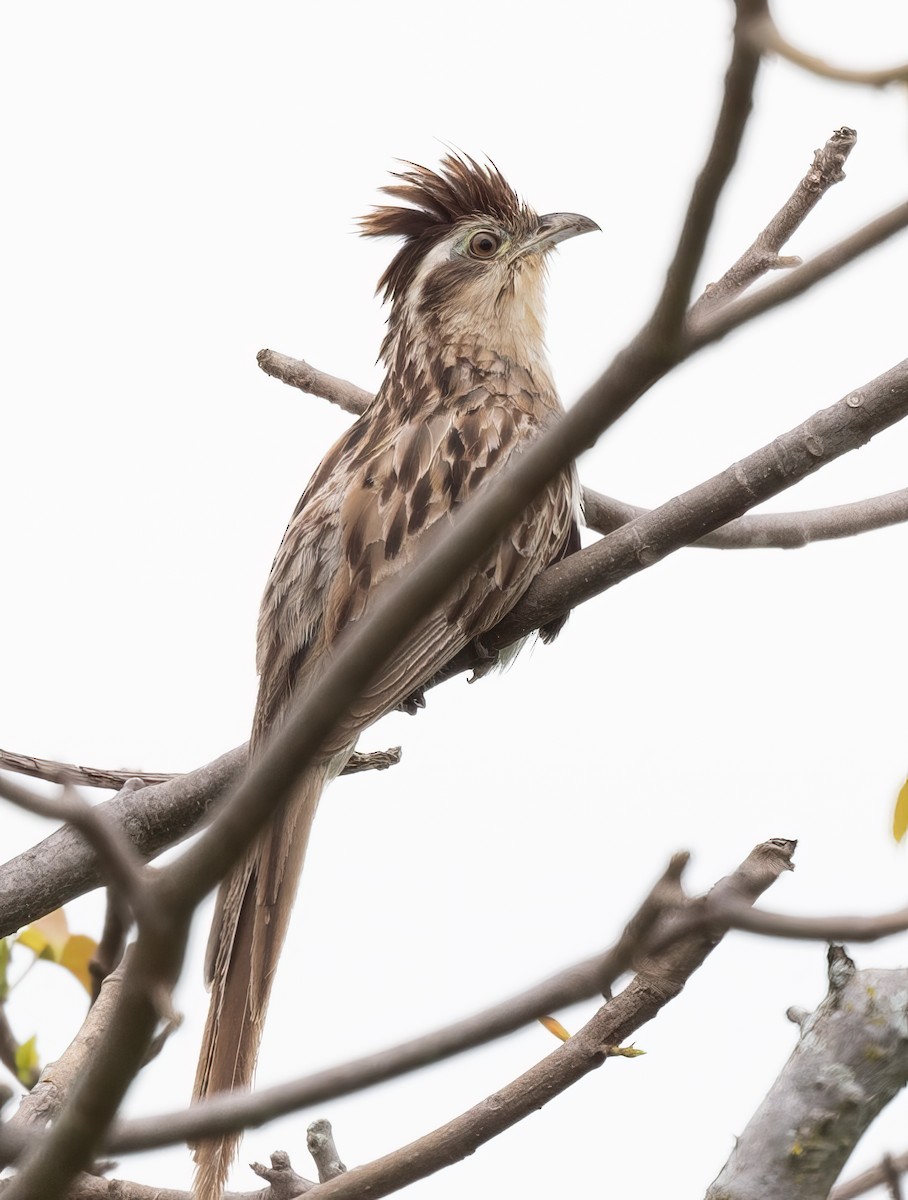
[191,753,348,1199]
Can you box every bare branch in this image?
[450,358,908,671]
[107,854,688,1154]
[0,744,400,939]
[250,839,793,1200]
[832,1151,908,1200]
[307,1119,347,1183]
[747,12,908,87]
[89,893,129,1000]
[711,894,908,944]
[687,198,908,343]
[0,747,242,939]
[9,964,125,1131]
[257,350,369,416]
[0,743,400,791]
[584,486,908,548]
[250,1149,315,1195]
[0,775,152,933]
[648,0,765,339]
[0,838,791,1200]
[706,947,908,1200]
[256,349,372,415]
[0,743,398,939]
[689,126,857,320]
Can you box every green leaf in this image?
[14,1034,40,1088]
[0,939,10,1003]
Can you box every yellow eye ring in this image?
[468,230,501,259]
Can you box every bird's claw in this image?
[398,687,427,715]
[467,635,499,683]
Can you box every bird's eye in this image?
[468,230,501,259]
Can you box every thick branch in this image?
[706,947,908,1200]
[0,744,399,938]
[0,775,152,932]
[442,357,908,674]
[0,746,243,938]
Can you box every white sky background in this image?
[2,1,908,1195]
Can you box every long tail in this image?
[191,751,347,1199]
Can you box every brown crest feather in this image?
[360,153,537,302]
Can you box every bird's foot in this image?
[467,635,499,683]
[397,687,427,716]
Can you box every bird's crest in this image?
[361,153,536,302]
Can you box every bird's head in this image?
[361,154,598,368]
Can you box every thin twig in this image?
[0,744,400,791]
[689,125,857,320]
[256,349,373,415]
[832,1151,908,1200]
[747,13,908,87]
[583,486,908,548]
[688,198,908,343]
[89,895,129,1001]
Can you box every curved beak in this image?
[519,211,600,257]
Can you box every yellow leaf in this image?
[59,934,98,995]
[16,911,98,993]
[14,1034,40,1088]
[17,909,70,962]
[539,1015,571,1042]
[893,777,908,843]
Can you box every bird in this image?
[191,153,598,1198]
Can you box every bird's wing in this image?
[257,380,575,751]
